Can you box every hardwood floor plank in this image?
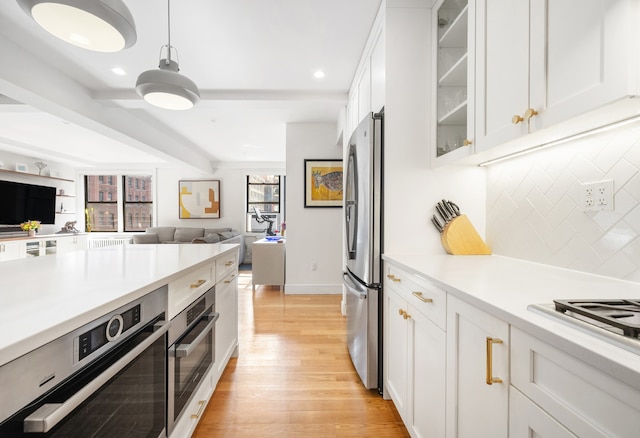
[192,276,408,438]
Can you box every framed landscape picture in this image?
[304,159,343,208]
[179,180,221,219]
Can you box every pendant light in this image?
[16,0,136,52]
[135,0,200,110]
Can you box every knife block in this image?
[441,215,491,255]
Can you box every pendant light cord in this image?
[167,0,171,50]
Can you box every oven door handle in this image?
[174,312,220,358]
[23,321,170,434]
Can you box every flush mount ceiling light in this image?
[135,0,199,110]
[16,0,136,52]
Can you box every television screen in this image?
[0,180,56,225]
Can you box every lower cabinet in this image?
[509,386,577,438]
[214,269,239,382]
[384,263,446,438]
[0,241,26,261]
[170,249,240,438]
[56,234,88,253]
[511,327,640,437]
[446,295,509,438]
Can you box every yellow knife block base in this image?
[441,215,491,255]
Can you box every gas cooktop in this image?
[528,299,640,356]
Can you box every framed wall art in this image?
[304,159,343,208]
[15,163,28,173]
[178,180,221,219]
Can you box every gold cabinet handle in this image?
[398,308,405,316]
[486,337,504,385]
[412,292,433,303]
[224,274,236,284]
[190,279,206,289]
[463,139,472,146]
[191,400,207,419]
[225,260,235,266]
[403,311,411,320]
[524,108,538,120]
[512,114,524,125]
[387,274,401,282]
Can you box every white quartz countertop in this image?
[382,253,640,390]
[0,243,238,367]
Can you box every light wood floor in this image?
[192,272,409,438]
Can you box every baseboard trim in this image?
[284,284,342,294]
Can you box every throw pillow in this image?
[217,231,236,240]
[204,233,221,243]
[174,228,204,242]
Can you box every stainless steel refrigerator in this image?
[343,109,383,392]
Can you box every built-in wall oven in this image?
[167,286,218,435]
[0,286,169,437]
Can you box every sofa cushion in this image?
[204,227,232,235]
[174,227,204,242]
[146,227,176,243]
[133,233,159,244]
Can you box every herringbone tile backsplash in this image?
[486,121,640,282]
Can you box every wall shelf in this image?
[0,168,73,183]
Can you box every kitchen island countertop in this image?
[383,253,640,390]
[0,243,238,367]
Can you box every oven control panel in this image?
[77,304,141,361]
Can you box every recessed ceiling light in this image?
[111,67,126,76]
[313,70,325,79]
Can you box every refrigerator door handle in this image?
[343,272,367,299]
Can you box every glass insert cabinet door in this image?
[434,0,473,162]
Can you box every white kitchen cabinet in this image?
[475,0,637,154]
[446,295,509,438]
[511,327,640,438]
[509,386,577,438]
[370,26,385,115]
[251,238,285,292]
[384,263,446,438]
[0,241,26,261]
[432,0,475,165]
[56,234,87,253]
[214,269,239,383]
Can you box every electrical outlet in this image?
[581,180,614,212]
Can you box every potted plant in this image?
[20,220,41,237]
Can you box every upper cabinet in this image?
[345,5,385,143]
[475,0,638,154]
[433,0,475,165]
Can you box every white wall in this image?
[155,167,248,230]
[285,123,343,294]
[383,1,487,257]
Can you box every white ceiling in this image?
[0,0,381,171]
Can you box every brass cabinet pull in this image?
[190,279,206,289]
[524,108,538,120]
[398,308,405,316]
[486,337,504,385]
[403,311,411,320]
[463,139,473,146]
[224,275,236,284]
[412,292,433,303]
[512,114,524,125]
[191,400,206,419]
[225,260,235,266]
[387,274,401,282]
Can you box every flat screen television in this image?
[0,180,56,225]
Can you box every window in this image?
[246,175,284,233]
[85,174,153,232]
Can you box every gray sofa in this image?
[133,226,245,263]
